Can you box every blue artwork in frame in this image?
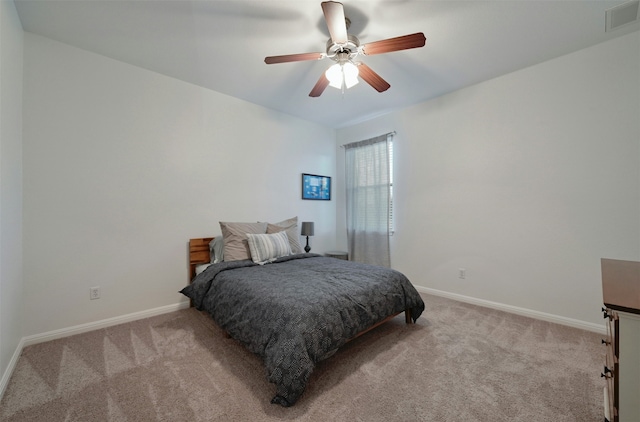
[302,173,331,200]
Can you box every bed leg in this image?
[405,309,413,324]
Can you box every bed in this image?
[181,231,425,407]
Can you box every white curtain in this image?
[344,133,392,267]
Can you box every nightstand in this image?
[326,251,348,260]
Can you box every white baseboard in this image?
[22,301,191,347]
[0,301,190,401]
[416,286,606,335]
[0,336,26,400]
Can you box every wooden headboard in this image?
[189,237,214,280]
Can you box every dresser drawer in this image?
[606,310,619,358]
[604,347,617,421]
[603,308,619,421]
[604,385,612,422]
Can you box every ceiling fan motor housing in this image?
[326,34,360,59]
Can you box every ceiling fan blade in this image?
[358,63,390,93]
[309,74,330,97]
[321,1,348,44]
[362,32,426,56]
[264,52,323,65]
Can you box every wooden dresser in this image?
[601,258,640,422]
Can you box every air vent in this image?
[605,0,640,32]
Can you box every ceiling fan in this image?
[264,1,426,97]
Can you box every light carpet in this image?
[0,294,605,421]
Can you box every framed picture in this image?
[302,173,331,200]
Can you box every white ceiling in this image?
[14,0,640,128]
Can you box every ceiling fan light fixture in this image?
[325,61,359,90]
[343,61,359,88]
[325,63,343,88]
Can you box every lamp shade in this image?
[301,222,315,236]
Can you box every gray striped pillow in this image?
[246,231,292,265]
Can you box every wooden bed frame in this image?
[187,237,413,331]
[189,237,215,280]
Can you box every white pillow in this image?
[209,236,224,263]
[246,231,292,265]
[195,263,211,275]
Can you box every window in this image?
[344,132,394,266]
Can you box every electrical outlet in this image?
[458,268,466,279]
[90,286,100,300]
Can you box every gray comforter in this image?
[180,254,425,406]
